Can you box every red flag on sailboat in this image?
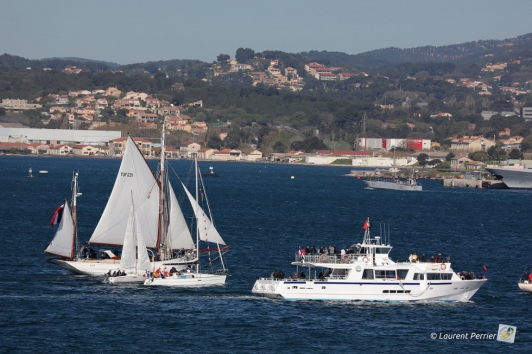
[362,220,371,229]
[50,204,64,226]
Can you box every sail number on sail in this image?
[121,172,134,177]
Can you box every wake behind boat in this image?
[252,218,486,301]
[45,121,202,276]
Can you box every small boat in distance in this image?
[518,261,532,292]
[364,177,422,191]
[39,170,49,174]
[202,166,219,177]
[25,166,35,178]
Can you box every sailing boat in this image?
[518,259,532,292]
[25,166,35,178]
[107,203,152,284]
[46,121,198,275]
[144,154,228,287]
[45,172,79,261]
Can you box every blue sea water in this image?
[0,155,531,353]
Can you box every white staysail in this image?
[119,206,137,270]
[182,182,226,245]
[135,214,151,272]
[167,183,195,250]
[89,136,160,248]
[120,205,151,273]
[45,203,74,258]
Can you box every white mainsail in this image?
[182,182,226,245]
[167,183,195,250]
[45,203,74,258]
[89,136,160,248]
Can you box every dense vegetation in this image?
[2,32,532,153]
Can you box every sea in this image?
[0,155,530,353]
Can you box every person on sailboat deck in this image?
[299,272,306,279]
[421,254,427,262]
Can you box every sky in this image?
[1,0,532,65]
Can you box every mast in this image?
[195,153,199,274]
[71,172,79,260]
[158,118,167,260]
[198,171,226,272]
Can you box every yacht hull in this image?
[47,258,192,276]
[252,278,486,302]
[107,274,148,283]
[518,282,532,292]
[364,180,422,191]
[485,167,532,189]
[144,273,226,287]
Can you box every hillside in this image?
[300,33,532,69]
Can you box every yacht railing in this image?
[294,254,363,264]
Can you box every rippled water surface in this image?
[0,155,531,353]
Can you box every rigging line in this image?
[519,257,532,282]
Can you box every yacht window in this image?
[385,270,396,279]
[382,290,389,293]
[397,290,404,293]
[440,273,452,280]
[375,270,385,279]
[405,290,411,293]
[376,270,396,279]
[397,269,409,280]
[362,269,374,279]
[390,290,397,293]
[413,273,424,280]
[427,273,441,280]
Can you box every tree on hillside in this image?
[509,149,523,159]
[290,136,327,153]
[417,153,429,167]
[207,136,223,149]
[217,54,230,63]
[235,48,255,63]
[445,151,455,161]
[272,141,287,153]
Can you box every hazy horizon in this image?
[2,0,532,65]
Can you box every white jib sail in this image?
[45,203,74,258]
[167,183,194,250]
[181,182,226,245]
[89,136,159,248]
[119,206,137,270]
[135,215,151,272]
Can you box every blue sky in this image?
[1,0,532,64]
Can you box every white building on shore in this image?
[0,127,121,146]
